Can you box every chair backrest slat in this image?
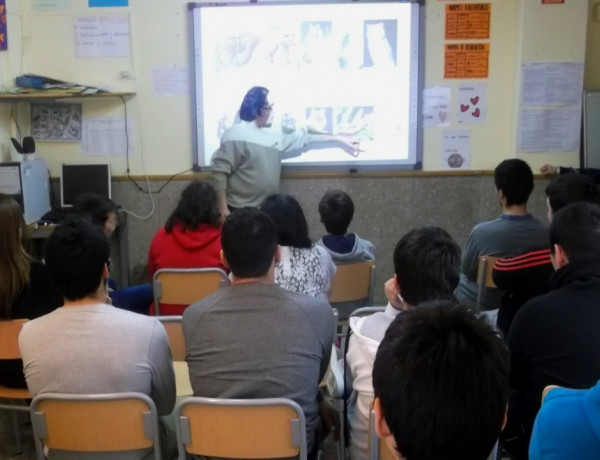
[0,319,28,359]
[329,261,375,303]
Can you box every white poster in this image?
[152,67,190,96]
[74,16,131,58]
[441,130,470,170]
[422,86,451,127]
[518,108,580,152]
[82,117,134,157]
[521,62,584,107]
[457,84,487,124]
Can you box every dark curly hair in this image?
[239,86,269,122]
[164,181,220,232]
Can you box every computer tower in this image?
[0,158,51,224]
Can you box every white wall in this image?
[0,0,590,176]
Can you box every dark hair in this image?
[239,86,269,122]
[545,174,600,214]
[260,194,311,249]
[494,159,534,206]
[373,301,510,460]
[73,193,116,228]
[44,217,110,301]
[165,181,220,232]
[549,202,600,264]
[221,208,278,278]
[318,190,355,235]
[393,227,461,306]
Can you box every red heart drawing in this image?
[470,96,479,105]
[472,108,481,117]
[460,104,469,112]
[439,111,447,122]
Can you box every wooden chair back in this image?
[157,316,185,361]
[476,256,499,311]
[152,268,229,315]
[0,319,28,360]
[329,260,375,303]
[30,392,161,459]
[175,397,307,459]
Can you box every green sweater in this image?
[211,121,312,208]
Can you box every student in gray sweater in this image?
[183,208,336,458]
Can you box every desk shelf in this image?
[0,91,134,102]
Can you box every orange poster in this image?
[445,3,491,40]
[444,43,489,79]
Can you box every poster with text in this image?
[457,83,486,124]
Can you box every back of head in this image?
[550,202,600,264]
[73,192,116,228]
[545,174,600,214]
[0,194,30,317]
[261,194,311,248]
[393,227,461,306]
[221,208,278,278]
[494,159,534,206]
[318,189,355,235]
[373,301,510,460]
[44,216,110,301]
[239,86,269,122]
[165,180,220,232]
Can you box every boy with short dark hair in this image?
[316,189,375,262]
[373,301,510,460]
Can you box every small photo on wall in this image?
[305,106,333,134]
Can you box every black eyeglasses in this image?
[262,103,274,112]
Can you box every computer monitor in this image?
[60,163,111,208]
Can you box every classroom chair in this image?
[0,319,31,453]
[174,396,307,460]
[476,255,499,313]
[157,316,192,397]
[329,260,376,322]
[152,267,229,316]
[30,392,162,460]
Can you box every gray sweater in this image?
[183,282,334,452]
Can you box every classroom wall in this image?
[0,0,591,175]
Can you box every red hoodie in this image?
[148,223,227,315]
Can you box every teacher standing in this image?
[211,86,356,220]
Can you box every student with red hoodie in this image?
[148,180,227,315]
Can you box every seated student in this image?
[261,194,336,299]
[540,163,600,183]
[502,202,600,460]
[19,217,176,460]
[346,226,461,460]
[456,159,547,311]
[0,194,62,389]
[74,193,153,314]
[529,380,600,460]
[183,208,335,459]
[148,180,227,315]
[316,189,375,262]
[372,301,510,460]
[492,173,600,336]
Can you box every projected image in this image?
[334,106,374,140]
[301,21,334,67]
[306,107,333,134]
[363,20,397,68]
[194,2,421,168]
[216,28,302,70]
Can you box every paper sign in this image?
[444,43,489,78]
[152,67,190,96]
[423,86,451,127]
[0,166,21,194]
[82,117,134,157]
[445,3,491,40]
[0,0,7,51]
[518,108,580,152]
[89,0,128,6]
[33,0,71,10]
[74,16,131,58]
[442,130,470,170]
[457,84,487,124]
[521,62,584,107]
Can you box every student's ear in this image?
[102,263,110,280]
[220,250,230,269]
[551,244,569,269]
[274,245,282,265]
[374,397,401,459]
